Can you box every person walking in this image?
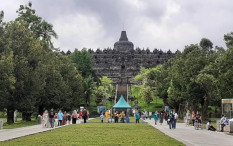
[67,113,71,124]
[173,111,178,129]
[49,109,55,128]
[192,111,196,126]
[62,111,67,125]
[42,110,49,128]
[54,113,58,127]
[58,110,63,126]
[82,109,88,123]
[100,113,104,123]
[72,110,78,124]
[153,111,158,125]
[159,111,164,125]
[149,111,152,120]
[135,111,140,123]
[169,111,174,129]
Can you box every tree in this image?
[69,49,94,78]
[224,32,233,48]
[15,2,58,48]
[141,87,153,104]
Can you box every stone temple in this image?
[89,31,175,103]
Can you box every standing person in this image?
[114,111,119,123]
[42,110,49,128]
[186,110,191,126]
[72,110,78,124]
[149,111,152,120]
[58,110,63,126]
[100,113,104,123]
[82,109,88,123]
[135,111,140,123]
[174,111,178,129]
[220,115,226,132]
[105,109,111,123]
[169,111,174,129]
[164,111,168,124]
[120,111,125,123]
[153,111,158,125]
[192,111,196,126]
[49,109,55,128]
[62,111,67,125]
[159,111,164,125]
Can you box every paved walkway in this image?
[0,119,93,142]
[145,119,233,146]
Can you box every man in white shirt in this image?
[174,111,178,129]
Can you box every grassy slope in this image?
[1,123,183,146]
[133,96,164,112]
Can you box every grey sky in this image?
[1,0,233,52]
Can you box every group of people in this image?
[41,108,89,128]
[100,109,130,123]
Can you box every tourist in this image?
[206,120,210,130]
[105,109,111,123]
[206,121,216,131]
[54,113,58,127]
[58,110,63,126]
[79,110,82,120]
[135,111,140,123]
[145,110,148,119]
[154,111,158,125]
[159,111,164,125]
[42,110,49,128]
[114,111,119,123]
[185,110,191,126]
[82,109,88,123]
[173,111,178,129]
[168,111,174,129]
[195,113,202,129]
[149,111,152,120]
[220,115,226,132]
[62,111,67,125]
[67,113,71,124]
[126,114,130,123]
[49,108,55,128]
[164,111,168,124]
[100,113,104,123]
[192,111,196,126]
[120,111,125,123]
[72,110,78,124]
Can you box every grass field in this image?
[0,123,183,146]
[88,117,144,123]
[0,118,37,129]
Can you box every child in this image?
[100,113,104,123]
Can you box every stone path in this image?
[145,119,233,146]
[0,119,93,142]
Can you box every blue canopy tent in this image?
[112,95,132,109]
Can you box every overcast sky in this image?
[1,0,233,52]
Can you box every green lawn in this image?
[1,123,183,146]
[0,118,37,129]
